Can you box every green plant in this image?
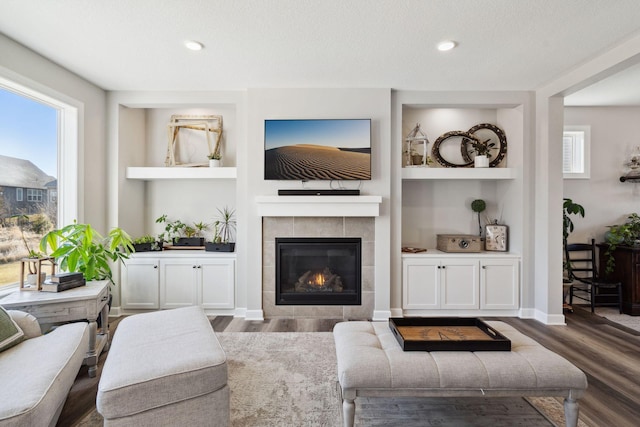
[212,206,236,244]
[208,152,222,160]
[39,221,134,284]
[155,215,185,243]
[562,198,585,244]
[465,138,496,157]
[193,221,209,236]
[470,199,486,237]
[604,213,640,275]
[133,235,156,244]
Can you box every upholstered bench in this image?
[97,306,229,426]
[333,321,588,427]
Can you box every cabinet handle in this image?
[482,265,486,269]
[441,266,446,269]
[193,265,197,269]
[197,265,202,269]
[153,265,158,269]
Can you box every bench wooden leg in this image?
[342,389,356,427]
[564,397,579,427]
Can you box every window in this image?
[27,189,43,202]
[563,125,590,179]
[0,77,78,292]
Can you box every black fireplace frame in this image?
[275,237,362,305]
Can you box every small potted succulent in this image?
[132,234,163,252]
[465,139,495,168]
[208,152,222,167]
[205,206,236,252]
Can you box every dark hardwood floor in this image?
[57,307,640,427]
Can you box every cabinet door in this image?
[200,258,235,309]
[122,258,160,309]
[480,258,519,309]
[160,259,199,309]
[440,258,479,309]
[403,258,440,309]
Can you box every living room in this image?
[2,2,640,426]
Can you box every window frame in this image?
[563,125,591,179]
[16,187,23,201]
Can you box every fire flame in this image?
[307,272,326,286]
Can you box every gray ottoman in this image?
[97,306,229,426]
[334,320,588,427]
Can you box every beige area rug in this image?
[593,307,640,332]
[77,332,590,427]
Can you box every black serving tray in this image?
[389,317,511,351]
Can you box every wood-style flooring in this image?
[57,307,640,427]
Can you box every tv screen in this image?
[264,119,371,180]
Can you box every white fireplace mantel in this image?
[256,195,382,217]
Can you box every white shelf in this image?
[126,166,237,180]
[401,167,516,180]
[256,195,382,217]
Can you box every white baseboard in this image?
[244,309,264,321]
[372,310,392,321]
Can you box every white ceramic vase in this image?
[474,155,489,168]
[209,159,221,167]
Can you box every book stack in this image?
[41,272,86,293]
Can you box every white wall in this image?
[0,33,108,230]
[244,88,392,319]
[564,106,640,242]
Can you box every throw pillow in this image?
[0,306,24,352]
[8,310,42,339]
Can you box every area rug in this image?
[76,332,587,427]
[593,307,640,332]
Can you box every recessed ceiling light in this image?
[437,40,457,52]
[184,40,204,51]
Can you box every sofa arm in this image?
[8,310,42,339]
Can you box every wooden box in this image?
[436,234,482,253]
[389,317,511,351]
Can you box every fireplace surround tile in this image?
[262,216,375,320]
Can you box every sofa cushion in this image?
[0,321,89,426]
[97,306,228,419]
[0,306,24,353]
[8,310,42,340]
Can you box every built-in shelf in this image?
[126,166,237,180]
[401,167,516,180]
[256,195,383,217]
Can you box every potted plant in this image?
[603,213,640,275]
[132,234,163,252]
[155,215,207,247]
[205,206,236,252]
[464,138,495,168]
[11,214,51,285]
[39,221,134,287]
[562,198,585,280]
[208,152,222,167]
[470,199,486,237]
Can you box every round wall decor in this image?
[431,131,480,168]
[461,123,507,167]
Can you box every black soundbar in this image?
[278,189,360,196]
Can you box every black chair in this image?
[566,239,623,313]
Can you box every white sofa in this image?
[0,309,89,427]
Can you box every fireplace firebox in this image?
[275,237,361,305]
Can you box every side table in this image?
[0,279,110,377]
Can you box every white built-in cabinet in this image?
[122,252,235,314]
[402,254,519,313]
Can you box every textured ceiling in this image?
[1,0,640,103]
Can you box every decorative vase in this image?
[474,155,489,168]
[209,159,221,167]
[26,272,46,286]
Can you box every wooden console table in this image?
[598,244,640,316]
[0,280,111,377]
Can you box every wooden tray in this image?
[389,318,511,351]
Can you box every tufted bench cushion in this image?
[97,306,229,426]
[334,320,587,427]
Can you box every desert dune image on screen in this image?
[264,119,371,180]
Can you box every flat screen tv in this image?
[264,119,371,180]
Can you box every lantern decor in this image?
[403,123,429,167]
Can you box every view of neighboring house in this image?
[0,154,56,218]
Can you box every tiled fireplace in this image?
[262,216,375,319]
